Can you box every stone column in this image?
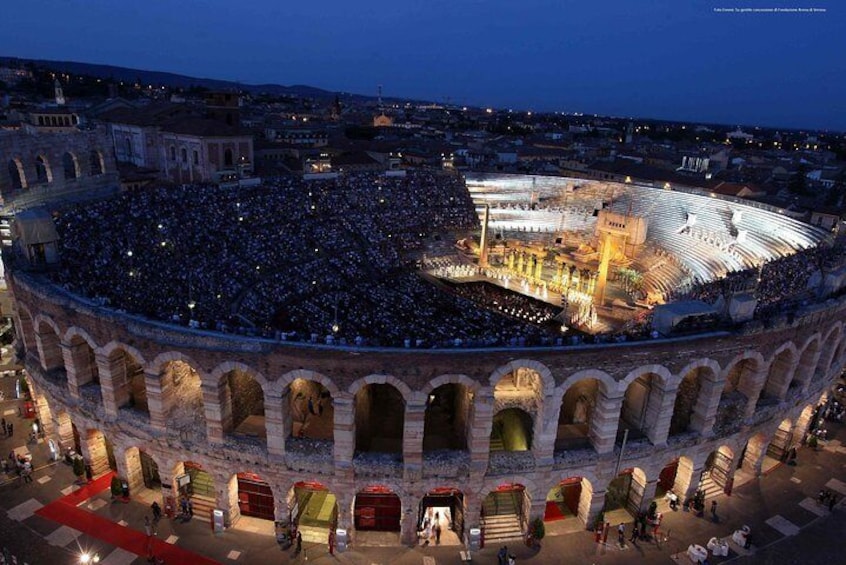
[589,390,623,455]
[742,435,769,476]
[468,389,494,476]
[402,395,426,481]
[145,369,167,433]
[96,351,126,419]
[400,494,418,546]
[689,377,722,436]
[162,462,184,516]
[639,479,659,512]
[332,393,355,477]
[220,473,240,527]
[121,447,144,494]
[203,381,226,444]
[35,327,63,372]
[34,394,54,437]
[673,459,702,502]
[265,392,286,458]
[644,382,678,446]
[585,487,606,529]
[532,392,559,467]
[61,341,90,399]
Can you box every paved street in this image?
[2,365,844,564]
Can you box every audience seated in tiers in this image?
[50,171,549,347]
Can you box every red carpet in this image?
[35,472,220,565]
[544,501,566,521]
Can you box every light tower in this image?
[54,79,65,106]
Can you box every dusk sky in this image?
[1,0,843,130]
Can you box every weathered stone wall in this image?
[0,127,119,209]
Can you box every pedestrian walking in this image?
[435,523,442,545]
[617,522,625,547]
[7,423,12,437]
[710,500,718,519]
[144,515,152,537]
[1,417,6,436]
[296,530,303,552]
[498,545,508,565]
[630,523,639,543]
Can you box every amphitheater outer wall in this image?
[9,271,843,545]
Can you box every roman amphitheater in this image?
[6,171,846,549]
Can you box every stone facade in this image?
[0,127,118,209]
[8,269,844,546]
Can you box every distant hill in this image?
[1,56,388,102]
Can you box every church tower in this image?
[54,79,66,106]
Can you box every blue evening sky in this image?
[1,0,843,130]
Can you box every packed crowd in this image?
[50,171,567,347]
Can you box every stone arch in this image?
[543,475,595,526]
[421,373,481,396]
[155,356,205,438]
[15,303,37,353]
[100,343,148,416]
[62,326,99,350]
[619,369,668,442]
[89,150,104,176]
[8,158,27,189]
[227,471,277,522]
[423,380,473,452]
[287,480,339,536]
[62,151,79,180]
[718,352,765,423]
[148,351,206,379]
[669,361,719,437]
[556,376,604,452]
[63,328,100,393]
[558,369,616,396]
[33,314,63,372]
[122,445,163,496]
[760,343,798,403]
[489,359,555,395]
[764,417,795,464]
[794,335,821,390]
[285,373,334,441]
[209,362,267,442]
[619,364,674,392]
[741,432,770,475]
[794,404,816,441]
[269,369,340,398]
[605,466,648,517]
[353,379,406,456]
[35,154,52,184]
[348,373,413,404]
[816,324,841,377]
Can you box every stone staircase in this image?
[298,524,329,544]
[482,493,523,543]
[189,493,216,522]
[699,473,724,500]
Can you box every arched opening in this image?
[354,383,404,456]
[816,330,840,378]
[556,379,599,451]
[290,481,338,544]
[62,152,78,180]
[423,383,470,451]
[35,155,51,184]
[760,348,796,405]
[16,307,37,354]
[85,429,116,478]
[176,462,216,522]
[354,485,401,534]
[482,483,527,542]
[67,334,99,400]
[765,418,794,467]
[89,150,104,176]
[794,404,816,442]
[180,148,187,163]
[162,360,204,439]
[124,447,161,498]
[494,366,544,398]
[490,408,533,452]
[418,487,464,545]
[620,373,661,441]
[544,477,590,525]
[669,368,705,436]
[795,340,820,390]
[656,458,679,498]
[108,348,148,418]
[716,358,760,432]
[288,378,333,441]
[34,319,63,373]
[220,368,265,442]
[8,159,26,189]
[224,148,234,167]
[740,433,769,476]
[701,445,734,497]
[605,468,647,518]
[232,472,275,521]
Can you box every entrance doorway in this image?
[657,459,679,498]
[418,488,464,545]
[292,481,337,543]
[544,477,582,522]
[354,486,401,532]
[605,468,645,518]
[237,473,274,521]
[140,451,161,489]
[482,484,526,543]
